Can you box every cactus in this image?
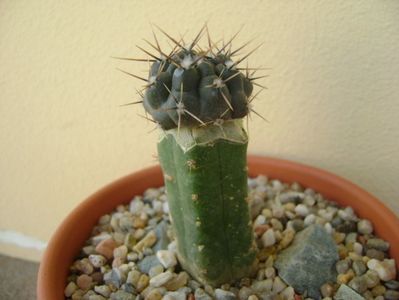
[118,25,266,286]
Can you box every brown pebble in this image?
[91,271,103,283]
[366,249,385,260]
[372,285,386,297]
[76,274,93,290]
[137,274,150,292]
[187,293,195,300]
[95,238,117,260]
[255,224,270,237]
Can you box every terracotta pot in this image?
[37,156,399,300]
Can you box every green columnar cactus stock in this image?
[120,26,265,286]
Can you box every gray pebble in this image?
[352,260,367,276]
[336,259,351,274]
[366,249,385,260]
[336,221,357,233]
[238,286,253,300]
[385,280,399,290]
[137,255,160,274]
[194,288,213,300]
[214,288,237,300]
[291,219,305,232]
[348,276,369,294]
[110,290,135,300]
[367,238,390,252]
[345,232,358,245]
[357,219,373,235]
[385,290,399,300]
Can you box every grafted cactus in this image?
[119,26,265,286]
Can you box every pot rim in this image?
[37,155,399,300]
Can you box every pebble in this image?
[194,288,212,300]
[385,280,399,290]
[261,228,276,247]
[366,249,385,260]
[304,214,316,226]
[133,230,157,253]
[238,286,253,300]
[89,295,106,300]
[163,291,186,300]
[149,271,174,287]
[348,276,369,294]
[353,260,367,276]
[214,288,237,300]
[164,272,189,291]
[94,285,111,297]
[95,238,117,260]
[247,295,258,300]
[367,238,390,252]
[110,290,135,300]
[137,274,150,292]
[77,274,93,290]
[89,255,107,268]
[149,264,164,278]
[320,283,333,297]
[145,288,163,300]
[364,270,380,288]
[156,250,177,269]
[295,204,309,217]
[280,286,295,299]
[272,276,287,294]
[64,281,77,297]
[353,242,363,255]
[385,290,399,300]
[371,285,386,297]
[367,259,397,281]
[336,259,351,274]
[357,219,373,234]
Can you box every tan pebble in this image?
[90,271,103,283]
[164,272,189,291]
[133,217,147,229]
[262,208,272,218]
[76,274,92,290]
[279,229,295,249]
[248,295,259,300]
[337,244,349,259]
[64,281,77,297]
[371,285,386,297]
[127,270,141,287]
[112,256,124,268]
[348,252,362,261]
[283,202,296,212]
[336,270,354,285]
[133,231,157,253]
[113,245,128,259]
[333,232,346,244]
[95,238,117,260]
[137,274,150,292]
[145,288,163,300]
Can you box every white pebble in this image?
[280,286,295,299]
[261,229,276,248]
[265,267,276,279]
[149,271,175,287]
[304,195,316,206]
[324,222,333,234]
[163,202,170,214]
[304,214,316,226]
[338,206,357,221]
[357,219,373,235]
[88,255,107,268]
[272,276,287,294]
[295,204,309,217]
[129,198,144,214]
[367,259,397,281]
[156,250,177,269]
[94,285,111,297]
[167,240,177,253]
[353,242,363,255]
[254,215,266,226]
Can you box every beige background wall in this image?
[0,1,398,261]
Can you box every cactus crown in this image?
[117,25,266,131]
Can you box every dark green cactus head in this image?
[118,26,266,130]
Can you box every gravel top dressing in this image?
[65,176,398,300]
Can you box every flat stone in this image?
[334,284,365,300]
[275,224,339,299]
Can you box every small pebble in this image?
[149,265,164,278]
[336,259,351,274]
[247,296,258,300]
[195,288,212,300]
[348,276,369,294]
[77,274,93,290]
[149,271,174,287]
[164,272,189,291]
[214,288,236,300]
[320,283,333,298]
[357,219,373,234]
[137,274,150,292]
[367,238,390,252]
[89,255,107,268]
[95,238,117,260]
[352,260,367,276]
[156,250,177,269]
[371,285,386,297]
[294,204,309,217]
[64,281,77,297]
[261,228,276,248]
[385,280,399,290]
[94,285,111,297]
[367,259,397,281]
[366,249,385,260]
[133,231,157,253]
[385,290,399,300]
[272,276,287,294]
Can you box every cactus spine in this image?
[120,25,265,286]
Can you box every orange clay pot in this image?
[37,156,399,300]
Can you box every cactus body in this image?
[122,27,264,285]
[157,120,256,286]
